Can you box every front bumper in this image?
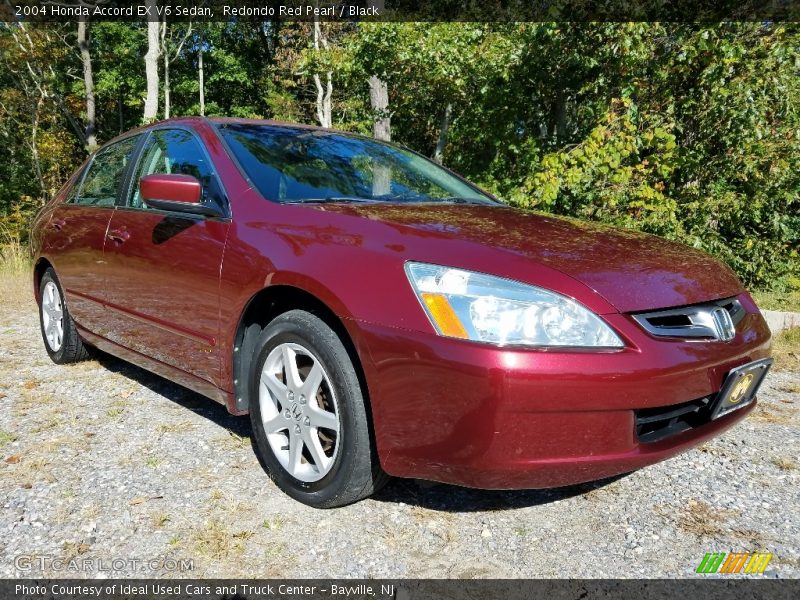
[350,294,771,489]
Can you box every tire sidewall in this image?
[249,313,367,507]
[38,269,70,363]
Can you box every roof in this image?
[101,116,354,149]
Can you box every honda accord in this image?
[30,117,772,507]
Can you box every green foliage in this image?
[507,97,680,238]
[455,23,799,291]
[0,21,797,293]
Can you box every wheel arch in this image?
[230,284,372,419]
[33,257,54,304]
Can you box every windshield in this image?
[218,123,496,205]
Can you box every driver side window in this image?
[128,129,225,211]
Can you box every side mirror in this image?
[140,174,223,218]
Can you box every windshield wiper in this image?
[370,194,489,204]
[287,196,376,204]
[287,195,492,205]
[435,196,492,205]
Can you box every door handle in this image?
[52,219,66,231]
[107,228,130,243]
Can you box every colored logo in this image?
[729,373,754,404]
[696,552,773,574]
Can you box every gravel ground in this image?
[1,279,799,579]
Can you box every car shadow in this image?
[370,473,630,512]
[94,350,251,438]
[95,350,630,512]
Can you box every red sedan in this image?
[30,118,772,507]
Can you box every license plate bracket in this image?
[711,358,773,420]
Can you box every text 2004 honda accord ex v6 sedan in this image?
[30,118,772,507]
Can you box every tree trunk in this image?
[550,91,568,140]
[433,103,453,164]
[143,0,160,123]
[162,21,191,120]
[368,75,390,141]
[77,19,97,151]
[118,89,124,134]
[30,95,45,198]
[368,74,391,196]
[312,71,332,128]
[312,16,332,128]
[198,44,205,116]
[161,21,170,120]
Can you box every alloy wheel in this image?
[258,342,341,482]
[41,281,64,352]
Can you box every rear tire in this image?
[38,268,90,364]
[249,310,387,507]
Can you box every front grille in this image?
[635,396,714,443]
[632,297,745,341]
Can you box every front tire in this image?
[38,268,90,364]
[249,310,386,507]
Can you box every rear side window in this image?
[128,129,225,211]
[72,135,140,207]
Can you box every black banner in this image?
[2,579,799,600]
[3,0,800,22]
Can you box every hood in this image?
[319,203,743,313]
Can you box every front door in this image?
[102,128,230,387]
[44,135,140,334]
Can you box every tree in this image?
[142,0,160,123]
[0,20,797,291]
[312,15,332,128]
[77,19,97,150]
[160,20,192,120]
[368,74,390,141]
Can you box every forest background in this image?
[1,18,797,299]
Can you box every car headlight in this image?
[405,262,623,348]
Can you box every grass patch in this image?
[10,455,56,485]
[0,271,30,313]
[156,421,197,434]
[31,417,63,433]
[771,456,798,471]
[750,402,796,425]
[193,520,249,560]
[211,431,250,450]
[678,499,739,537]
[0,227,30,276]
[151,512,171,528]
[0,430,17,447]
[0,227,32,312]
[106,399,127,419]
[752,289,800,313]
[264,542,289,560]
[771,327,800,371]
[261,516,286,531]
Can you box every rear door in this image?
[102,128,230,386]
[43,135,141,334]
